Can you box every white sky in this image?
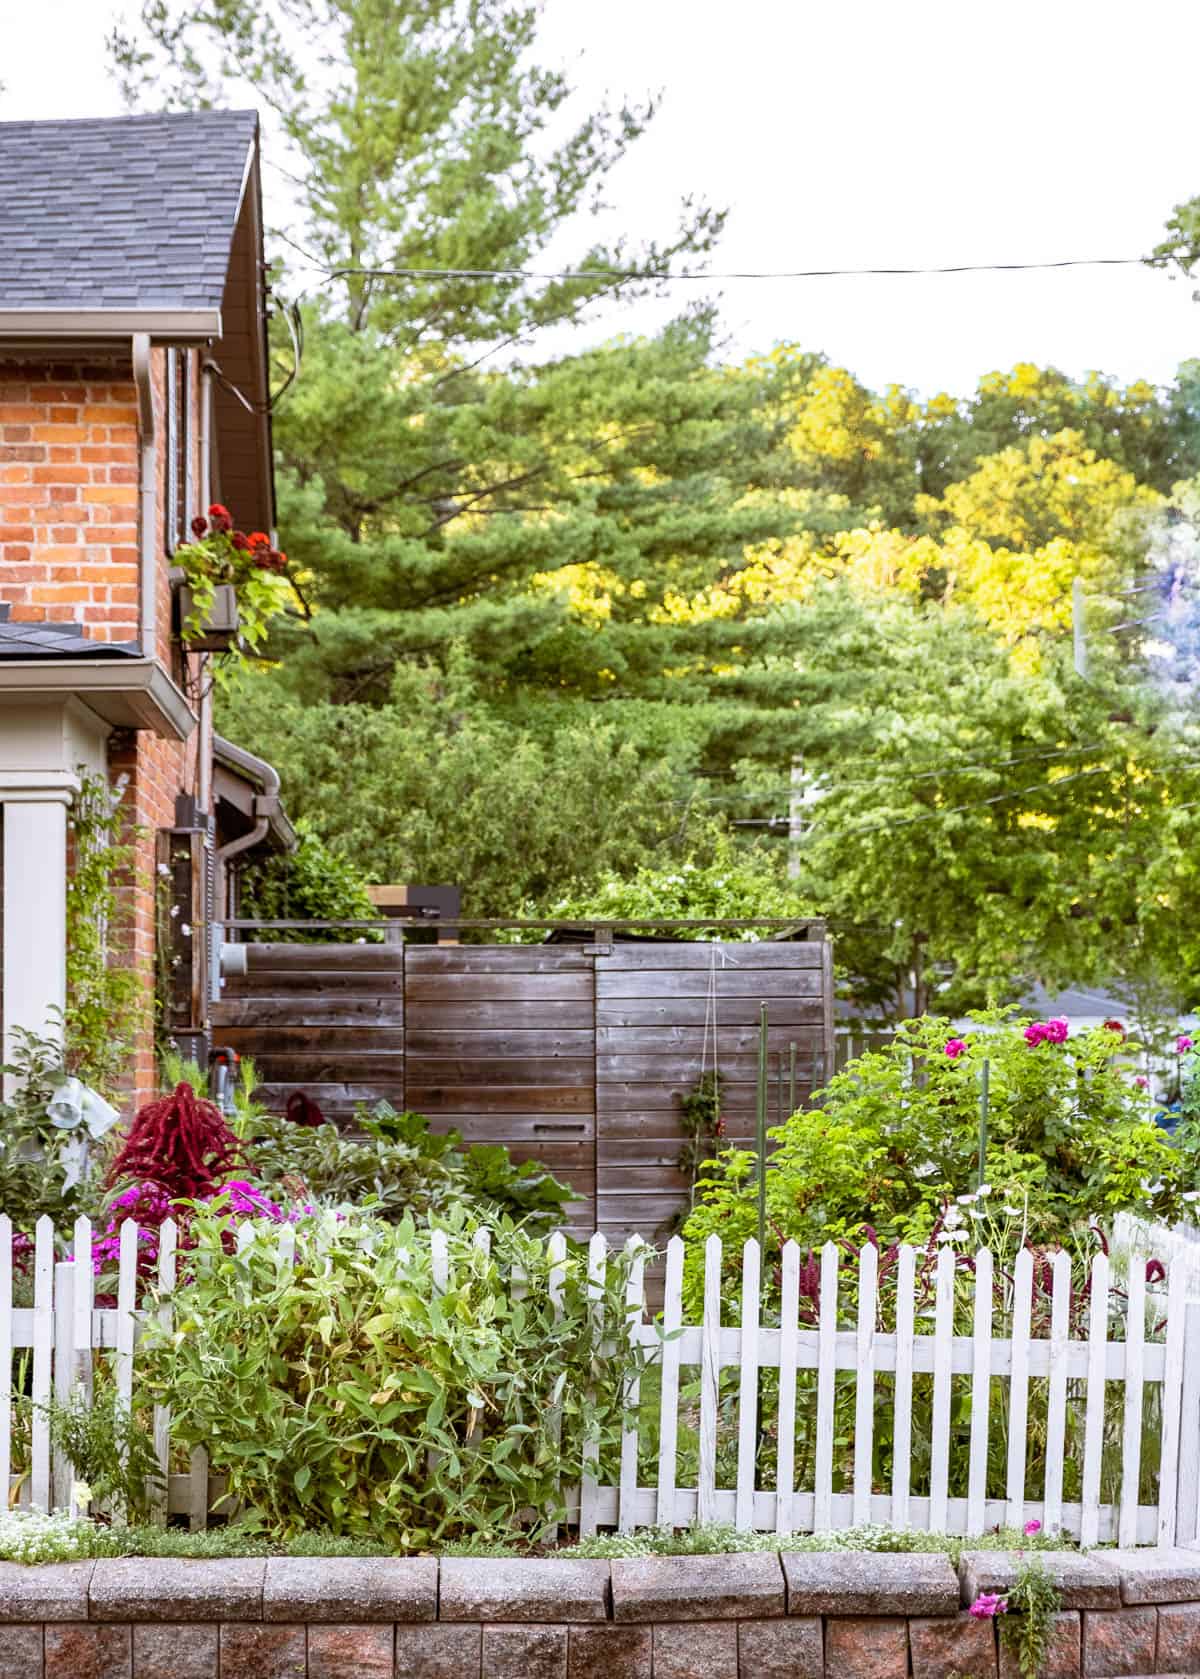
[4,0,1200,397]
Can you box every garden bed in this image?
[1,1547,1199,1678]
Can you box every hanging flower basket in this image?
[171,504,292,658]
[175,579,240,652]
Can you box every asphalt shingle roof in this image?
[0,605,140,658]
[0,110,258,311]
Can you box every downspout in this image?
[132,334,157,654]
[196,358,215,818]
[212,735,282,956]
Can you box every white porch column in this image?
[0,770,77,1075]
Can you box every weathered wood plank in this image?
[596,943,824,970]
[405,999,594,1029]
[220,970,405,995]
[244,944,403,971]
[586,1165,692,1193]
[212,996,405,1028]
[406,949,594,973]
[252,1082,408,1113]
[596,999,824,1028]
[404,1029,594,1058]
[406,973,595,1001]
[407,1086,593,1115]
[596,969,824,998]
[596,1085,792,1117]
[596,1052,789,1081]
[220,1025,404,1053]
[597,1025,818,1055]
[248,1054,406,1083]
[404,1057,594,1086]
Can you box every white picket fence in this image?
[4,1213,1200,1546]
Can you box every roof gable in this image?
[0,110,258,313]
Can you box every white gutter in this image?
[132,333,157,655]
[197,356,215,815]
[0,308,221,341]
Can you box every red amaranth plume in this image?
[107,1082,242,1201]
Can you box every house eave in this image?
[0,658,196,739]
[0,308,221,344]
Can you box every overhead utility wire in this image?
[303,256,1146,284]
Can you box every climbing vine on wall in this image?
[65,772,146,1096]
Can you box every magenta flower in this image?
[1135,1075,1149,1090]
[1178,1035,1194,1054]
[1023,1519,1042,1536]
[945,1038,967,1060]
[1024,1022,1048,1046]
[1045,1017,1069,1043]
[969,1592,1007,1619]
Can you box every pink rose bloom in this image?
[1178,1035,1194,1054]
[1023,1519,1042,1536]
[1024,1022,1048,1046]
[1135,1076,1149,1090]
[969,1593,1007,1619]
[945,1038,967,1059]
[1045,1017,1069,1043]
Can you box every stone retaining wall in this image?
[2,1547,1200,1678]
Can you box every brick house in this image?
[0,110,294,1106]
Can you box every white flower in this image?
[968,1207,984,1219]
[956,1193,976,1206]
[1183,1191,1200,1203]
[169,904,180,918]
[977,1183,992,1197]
[1003,1205,1021,1216]
[180,923,191,938]
[157,862,171,878]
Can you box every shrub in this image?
[684,1009,1191,1263]
[143,1207,644,1544]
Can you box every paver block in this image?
[566,1624,653,1679]
[1155,1602,1200,1673]
[611,1552,784,1621]
[306,1622,394,1679]
[1081,1607,1157,1677]
[263,1556,436,1622]
[130,1622,218,1679]
[90,1558,265,1622]
[0,1625,43,1679]
[651,1620,739,1679]
[910,1612,998,1679]
[784,1551,959,1617]
[823,1616,908,1679]
[217,1622,306,1679]
[441,1557,608,1622]
[1108,1548,1200,1605]
[737,1616,823,1678]
[961,1553,1121,1612]
[0,1561,93,1621]
[44,1622,130,1679]
[998,1610,1081,1679]
[481,1623,568,1679]
[394,1622,482,1678]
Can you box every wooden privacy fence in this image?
[211,934,835,1244]
[5,1213,1200,1546]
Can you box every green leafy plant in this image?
[996,1555,1063,1679]
[34,1384,163,1521]
[174,504,294,659]
[142,1206,646,1544]
[66,772,145,1097]
[238,817,381,942]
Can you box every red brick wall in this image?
[0,357,140,640]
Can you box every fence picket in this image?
[151,1220,178,1526]
[697,1234,721,1526]
[1119,1260,1146,1548]
[1080,1252,1109,1548]
[115,1220,138,1525]
[617,1239,646,1534]
[545,1231,568,1522]
[579,1232,606,1536]
[51,1258,74,1512]
[1176,1297,1200,1546]
[735,1239,761,1531]
[656,1236,685,1526]
[1157,1259,1188,1546]
[966,1246,993,1537]
[430,1227,449,1293]
[0,1216,11,1513]
[775,1241,800,1534]
[852,1242,878,1526]
[30,1216,53,1512]
[72,1217,94,1418]
[813,1242,838,1530]
[1042,1250,1071,1536]
[1005,1248,1033,1530]
[890,1244,915,1531]
[928,1245,955,1533]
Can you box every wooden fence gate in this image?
[212,936,834,1244]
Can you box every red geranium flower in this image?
[248,531,271,550]
[230,531,251,552]
[190,514,208,538]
